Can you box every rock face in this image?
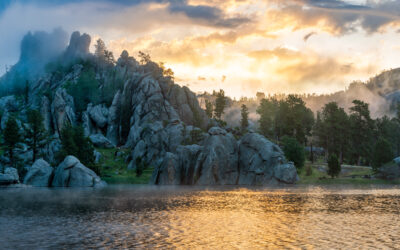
[64,31,91,61]
[194,127,239,185]
[24,159,53,187]
[151,129,298,185]
[238,133,298,184]
[52,156,106,187]
[89,133,115,148]
[0,168,19,185]
[51,88,76,135]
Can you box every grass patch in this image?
[96,148,154,184]
[298,162,400,185]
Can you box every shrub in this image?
[371,137,393,172]
[327,154,341,178]
[282,136,305,169]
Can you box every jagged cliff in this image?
[0,30,298,185]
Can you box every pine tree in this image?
[240,104,249,131]
[282,136,305,169]
[3,116,21,166]
[58,125,97,173]
[205,100,213,118]
[214,89,226,120]
[25,109,47,163]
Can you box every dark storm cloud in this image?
[0,0,250,28]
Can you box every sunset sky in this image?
[1,0,400,98]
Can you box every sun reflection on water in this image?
[0,186,400,249]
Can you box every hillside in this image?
[0,30,298,186]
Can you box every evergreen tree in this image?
[3,116,21,166]
[205,99,213,118]
[214,89,226,120]
[25,109,47,163]
[66,70,100,116]
[371,137,393,172]
[349,100,374,165]
[240,104,249,131]
[327,154,341,178]
[257,97,279,139]
[257,95,314,143]
[59,125,95,170]
[282,136,305,169]
[314,102,349,162]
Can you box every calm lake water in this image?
[1,185,400,249]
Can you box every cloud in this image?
[263,0,400,35]
[247,47,377,91]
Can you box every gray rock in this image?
[51,88,76,135]
[52,156,106,187]
[40,96,52,132]
[152,152,181,185]
[150,127,238,185]
[89,133,115,148]
[106,91,121,145]
[194,128,239,185]
[23,159,53,187]
[41,139,61,164]
[64,31,91,61]
[238,133,299,185]
[94,150,102,164]
[0,167,19,185]
[88,104,108,128]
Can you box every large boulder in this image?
[88,104,108,128]
[238,132,299,185]
[194,127,239,185]
[150,127,238,185]
[23,159,53,187]
[0,168,19,185]
[150,144,203,185]
[89,133,115,148]
[52,156,106,187]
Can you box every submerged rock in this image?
[52,156,106,187]
[24,159,53,187]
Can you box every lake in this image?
[1,185,400,249]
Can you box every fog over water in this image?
[1,185,400,249]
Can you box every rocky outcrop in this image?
[151,129,299,185]
[23,159,53,187]
[89,133,115,148]
[193,127,239,185]
[238,133,298,185]
[0,168,19,185]
[64,31,91,62]
[106,91,121,146]
[88,104,108,129]
[52,156,106,187]
[51,88,76,135]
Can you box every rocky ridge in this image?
[0,30,298,186]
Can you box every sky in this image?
[1,0,400,98]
